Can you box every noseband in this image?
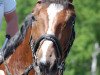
[33,34,62,58]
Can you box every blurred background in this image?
[0,0,100,75]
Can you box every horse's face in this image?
[31,2,75,75]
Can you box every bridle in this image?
[32,34,62,58]
[22,34,65,75]
[23,15,76,74]
[22,15,76,75]
[32,34,65,74]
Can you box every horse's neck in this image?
[15,27,32,59]
[6,27,33,74]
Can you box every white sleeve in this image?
[4,0,16,14]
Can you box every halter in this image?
[24,19,75,75]
[28,34,64,75]
[33,34,62,58]
[22,34,64,75]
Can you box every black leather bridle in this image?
[22,34,65,75]
[22,13,76,75]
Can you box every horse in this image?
[0,0,76,75]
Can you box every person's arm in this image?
[4,10,18,37]
[4,0,18,37]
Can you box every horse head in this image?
[30,1,76,75]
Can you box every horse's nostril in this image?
[50,54,52,57]
[39,62,50,72]
[39,62,46,72]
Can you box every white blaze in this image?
[40,3,64,64]
[0,70,5,75]
[40,41,53,64]
[47,3,64,34]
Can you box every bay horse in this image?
[0,0,76,75]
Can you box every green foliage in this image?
[0,18,6,47]
[16,0,37,23]
[0,0,100,75]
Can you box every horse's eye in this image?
[32,16,35,21]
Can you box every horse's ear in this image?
[32,3,42,16]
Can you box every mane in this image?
[4,13,35,59]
